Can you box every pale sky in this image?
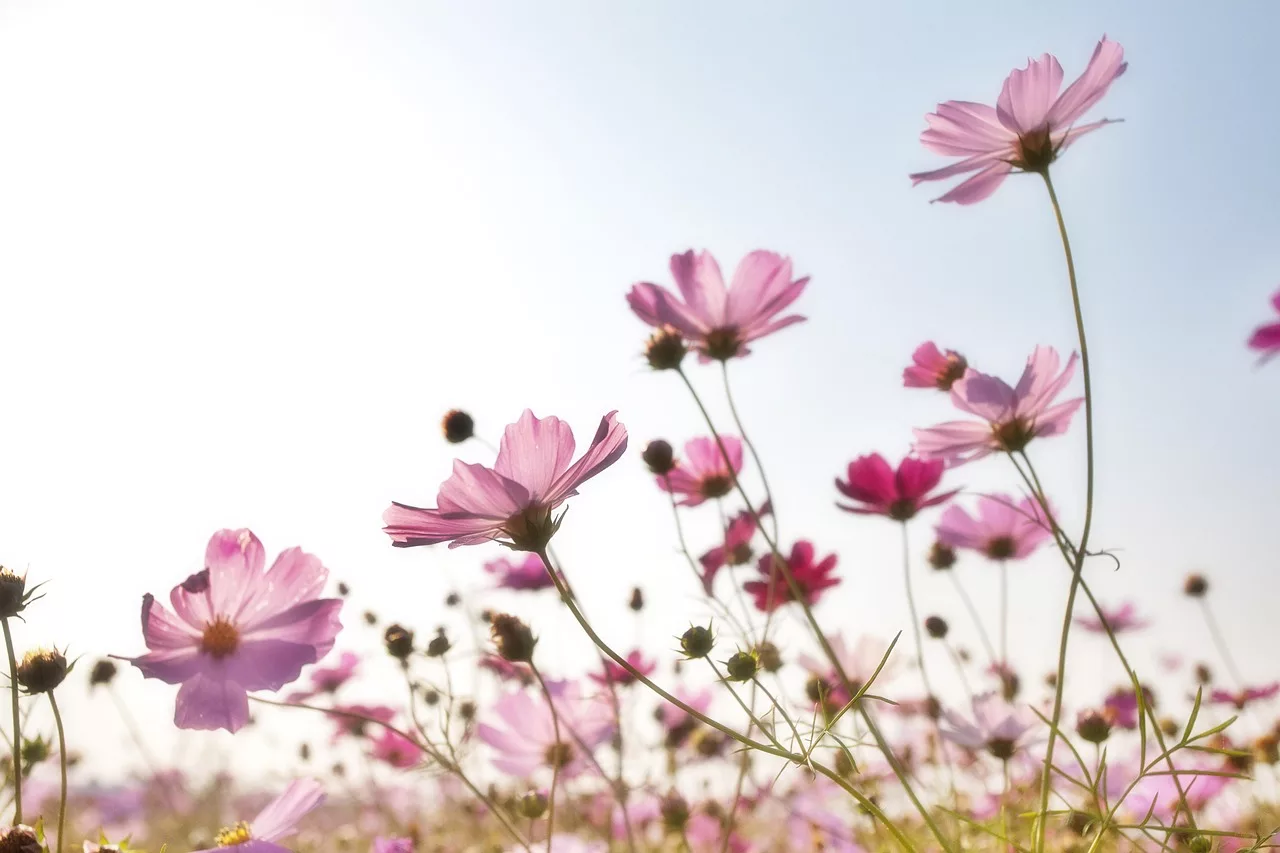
[1,1,1277,785]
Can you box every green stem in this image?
[721,361,779,544]
[2,619,20,824]
[946,571,997,666]
[1034,169,1097,853]
[900,523,934,700]
[1000,561,1009,668]
[1199,599,1245,688]
[529,665,562,853]
[50,691,67,853]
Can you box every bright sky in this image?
[1,1,1277,784]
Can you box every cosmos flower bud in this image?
[1076,709,1112,744]
[298,743,311,761]
[445,592,461,607]
[1194,663,1212,684]
[1159,717,1180,739]
[1183,574,1208,598]
[724,651,758,683]
[927,542,956,571]
[642,440,676,476]
[490,614,537,664]
[628,587,645,612]
[21,735,50,766]
[0,568,30,619]
[834,748,855,777]
[383,624,415,661]
[426,629,451,658]
[645,327,688,371]
[660,791,690,831]
[0,825,41,853]
[363,610,378,626]
[518,790,548,820]
[805,675,829,704]
[336,582,350,596]
[679,625,715,659]
[17,648,67,694]
[924,616,948,639]
[441,409,475,444]
[1188,836,1212,853]
[89,659,118,688]
[754,641,782,673]
[458,700,476,721]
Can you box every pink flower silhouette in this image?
[698,501,771,592]
[193,778,324,852]
[589,649,656,688]
[1074,601,1148,634]
[911,36,1127,204]
[744,541,841,613]
[658,436,744,508]
[936,495,1052,560]
[1248,290,1280,363]
[627,249,809,360]
[940,693,1037,758]
[384,409,627,551]
[484,554,558,591]
[835,453,958,521]
[477,682,615,780]
[370,728,424,769]
[1208,683,1280,711]
[914,346,1082,465]
[798,633,899,708]
[122,529,343,733]
[285,650,359,702]
[904,342,968,390]
[328,703,397,743]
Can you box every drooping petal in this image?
[544,411,629,505]
[251,778,326,842]
[739,313,806,344]
[1046,37,1127,128]
[494,410,578,503]
[382,503,503,548]
[436,460,530,518]
[996,53,1064,133]
[126,647,204,684]
[174,673,250,732]
[910,150,1008,186]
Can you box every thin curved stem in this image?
[529,665,562,853]
[721,361,779,543]
[50,691,67,853]
[2,620,20,825]
[1000,562,1009,669]
[901,523,934,700]
[1199,600,1245,688]
[1034,170,1098,853]
[946,572,997,666]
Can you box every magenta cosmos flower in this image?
[383,409,627,551]
[196,778,324,852]
[1248,289,1280,363]
[936,495,1052,560]
[914,345,1082,465]
[1074,601,1148,634]
[904,342,968,391]
[658,436,744,507]
[744,541,841,613]
[911,36,1127,204]
[285,650,359,702]
[484,554,559,591]
[835,453,958,521]
[477,682,614,780]
[1208,683,1280,711]
[589,649,656,688]
[123,529,343,733]
[371,727,424,769]
[627,249,809,360]
[698,501,771,593]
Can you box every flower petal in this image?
[494,410,578,503]
[1046,37,1127,128]
[436,460,530,518]
[544,411,628,505]
[174,673,250,733]
[996,53,1064,133]
[671,250,729,327]
[928,161,1014,205]
[382,503,503,548]
[251,778,326,842]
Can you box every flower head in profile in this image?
[658,436,743,507]
[940,693,1037,760]
[1208,683,1280,711]
[1104,684,1155,730]
[477,682,615,780]
[744,541,841,612]
[936,495,1052,561]
[383,410,627,551]
[370,728,424,769]
[698,501,771,592]
[914,346,1082,466]
[484,554,558,592]
[589,650,656,688]
[835,453,958,521]
[1248,290,1280,364]
[911,36,1127,204]
[1074,602,1148,635]
[328,703,396,743]
[627,250,809,360]
[904,342,968,390]
[121,529,343,733]
[195,779,324,852]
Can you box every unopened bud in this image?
[490,614,536,664]
[660,792,690,831]
[518,790,548,820]
[724,651,758,683]
[441,409,475,444]
[426,629,451,658]
[0,569,30,619]
[383,624,415,661]
[927,542,956,571]
[679,625,715,659]
[754,641,782,673]
[645,327,687,371]
[1076,709,1112,744]
[17,648,67,694]
[1183,574,1208,598]
[642,440,676,476]
[628,587,644,612]
[89,659,118,688]
[924,616,948,639]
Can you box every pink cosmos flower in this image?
[589,649,656,688]
[914,346,1082,465]
[477,682,615,780]
[1074,602,1148,634]
[373,838,414,853]
[484,554,558,591]
[936,495,1052,560]
[370,728,424,769]
[798,633,900,708]
[698,501,771,592]
[940,693,1037,759]
[1208,683,1280,711]
[686,813,749,853]
[627,249,810,360]
[658,436,744,508]
[1103,684,1155,730]
[658,686,714,736]
[478,654,534,686]
[743,541,841,612]
[911,36,1127,204]
[1248,290,1280,363]
[193,779,324,852]
[384,409,627,551]
[904,342,968,390]
[328,703,397,743]
[285,650,359,702]
[122,529,343,733]
[835,453,958,521]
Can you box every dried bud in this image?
[1076,709,1112,744]
[927,542,956,571]
[1183,574,1208,598]
[724,651,758,683]
[644,327,687,371]
[423,688,440,706]
[679,625,715,659]
[490,614,537,664]
[0,569,30,619]
[642,440,676,476]
[1194,663,1212,684]
[89,659,118,688]
[0,825,41,853]
[17,648,67,694]
[363,610,378,626]
[754,641,782,673]
[924,615,948,639]
[660,791,690,831]
[458,700,477,721]
[518,790,548,820]
[383,624,415,661]
[426,629,451,658]
[628,587,644,612]
[336,582,350,596]
[445,592,461,607]
[442,409,475,444]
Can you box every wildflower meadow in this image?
[2,4,1278,853]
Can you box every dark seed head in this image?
[441,409,475,444]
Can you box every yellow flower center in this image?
[215,821,252,847]
[201,617,240,659]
